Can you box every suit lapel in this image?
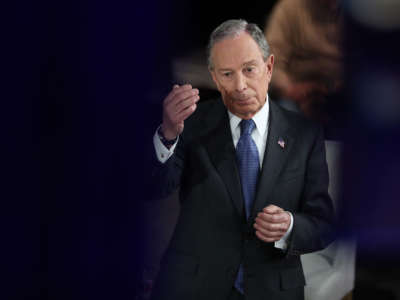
[203,100,244,219]
[250,101,297,220]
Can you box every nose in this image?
[234,73,247,92]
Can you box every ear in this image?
[209,69,222,92]
[265,54,274,79]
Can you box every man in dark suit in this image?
[151,19,334,300]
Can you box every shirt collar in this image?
[228,94,269,136]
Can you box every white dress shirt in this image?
[153,96,293,249]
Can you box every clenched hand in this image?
[254,204,291,243]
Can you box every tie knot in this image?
[240,119,256,136]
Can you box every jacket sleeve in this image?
[286,125,336,256]
[149,129,187,201]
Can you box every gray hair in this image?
[207,19,270,70]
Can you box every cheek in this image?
[258,77,269,96]
[219,85,234,100]
[220,82,233,94]
[219,89,232,107]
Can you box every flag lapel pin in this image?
[278,138,285,149]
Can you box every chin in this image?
[234,108,258,119]
[238,102,259,111]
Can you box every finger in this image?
[175,103,197,123]
[174,88,199,104]
[254,219,288,234]
[257,211,290,224]
[255,226,285,239]
[164,84,194,104]
[263,204,284,214]
[165,89,199,111]
[175,94,200,114]
[255,230,282,243]
[164,95,196,118]
[164,84,190,104]
[163,100,196,127]
[254,216,288,233]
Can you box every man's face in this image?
[210,32,274,119]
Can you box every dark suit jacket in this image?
[151,98,335,300]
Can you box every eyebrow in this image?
[217,60,259,72]
[218,69,232,72]
[243,60,258,66]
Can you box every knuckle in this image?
[265,223,274,231]
[167,92,175,100]
[171,86,179,94]
[258,219,267,227]
[264,215,272,222]
[185,91,193,98]
[173,93,182,102]
[258,226,267,234]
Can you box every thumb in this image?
[263,205,284,214]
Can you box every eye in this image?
[245,67,254,72]
[223,72,232,77]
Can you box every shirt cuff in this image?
[274,212,294,250]
[153,126,179,163]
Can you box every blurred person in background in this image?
[265,0,343,125]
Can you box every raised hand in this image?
[161,84,200,140]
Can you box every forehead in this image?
[211,32,264,70]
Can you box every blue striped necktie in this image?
[234,119,260,294]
